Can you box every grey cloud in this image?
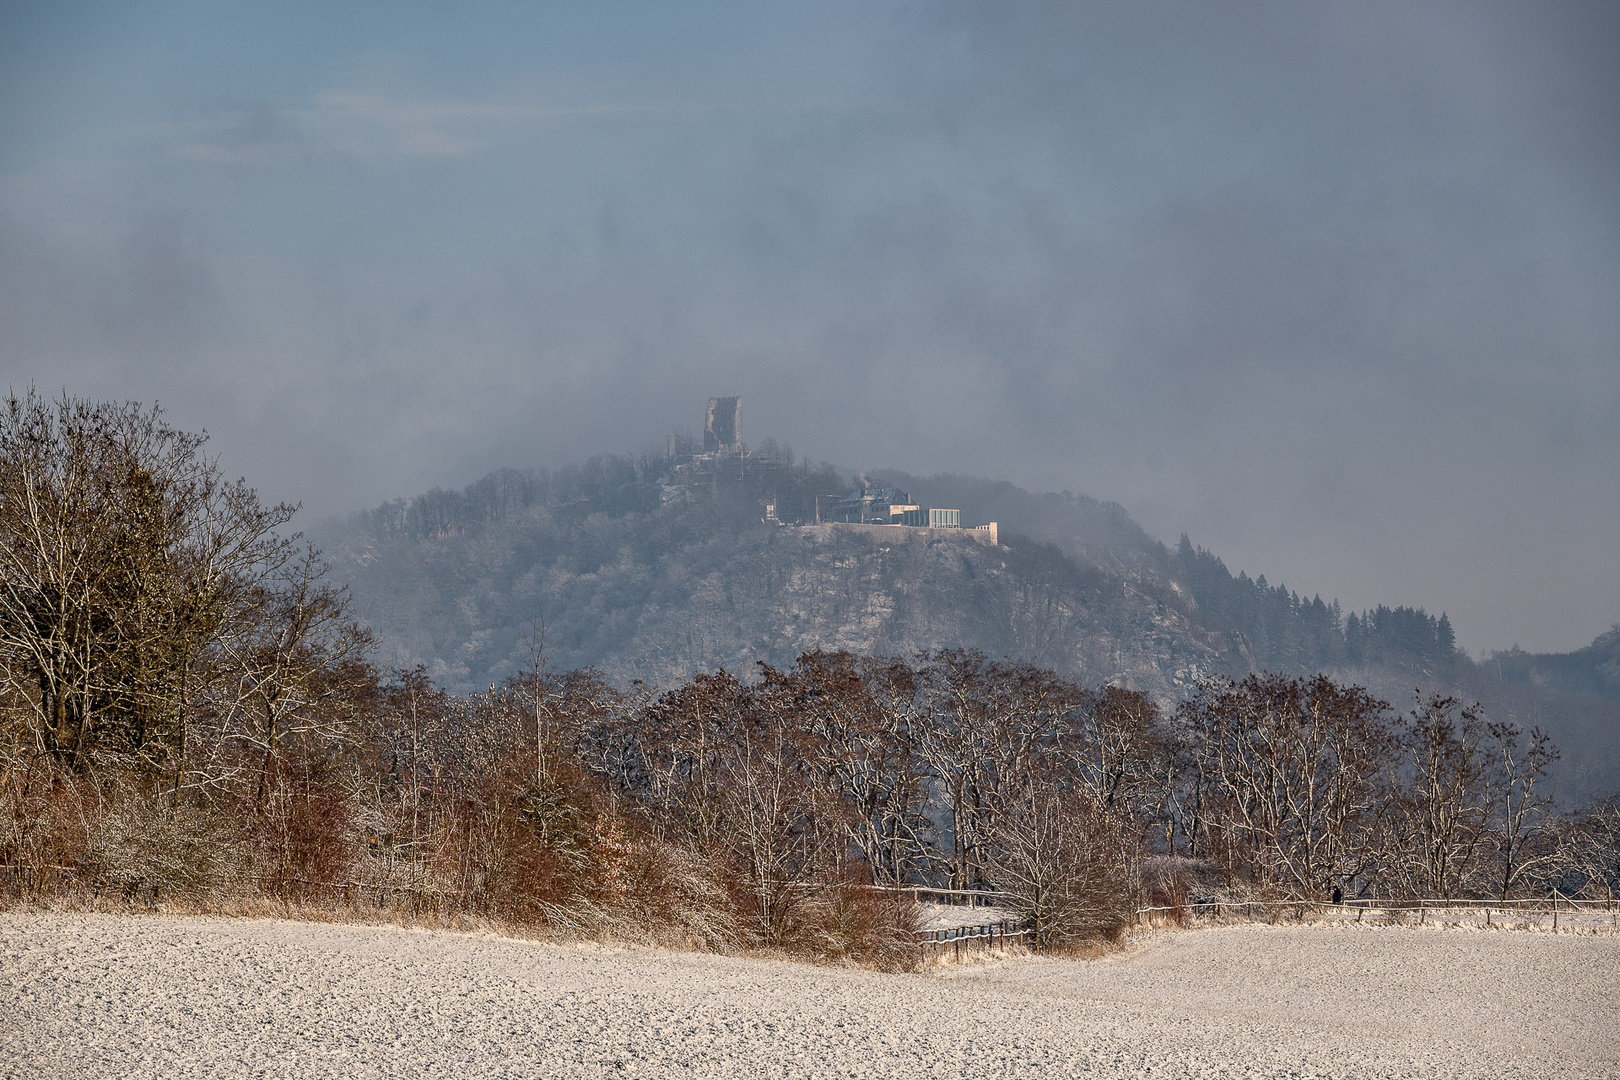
[1,1,1615,653]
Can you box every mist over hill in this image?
[1484,628,1620,703]
[321,469,1230,700]
[318,443,1620,804]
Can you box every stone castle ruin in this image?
[704,396,741,454]
[666,396,996,544]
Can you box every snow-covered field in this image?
[3,913,1615,1079]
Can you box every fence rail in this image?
[861,884,1033,958]
[1135,892,1620,930]
[915,918,1030,958]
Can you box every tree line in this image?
[2,393,1616,964]
[1175,535,1459,675]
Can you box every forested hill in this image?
[319,452,1620,803]
[323,475,1237,701]
[1483,626,1620,703]
[875,470,1463,680]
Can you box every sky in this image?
[1,1,1616,655]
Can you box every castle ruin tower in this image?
[704,396,741,453]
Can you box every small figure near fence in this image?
[1332,886,1343,905]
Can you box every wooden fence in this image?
[859,885,1034,956]
[915,919,1032,959]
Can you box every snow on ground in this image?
[914,902,1017,931]
[2,912,1616,1079]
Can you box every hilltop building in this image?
[664,396,785,505]
[819,482,996,545]
[662,397,997,544]
[826,484,915,524]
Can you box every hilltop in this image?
[317,428,1620,804]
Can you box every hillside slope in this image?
[324,492,1238,699]
[1485,627,1620,702]
[319,458,1620,803]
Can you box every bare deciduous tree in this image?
[1176,675,1399,898]
[0,389,295,780]
[202,548,374,812]
[1486,720,1560,900]
[775,651,930,886]
[1398,693,1491,899]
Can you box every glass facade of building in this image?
[928,508,960,528]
